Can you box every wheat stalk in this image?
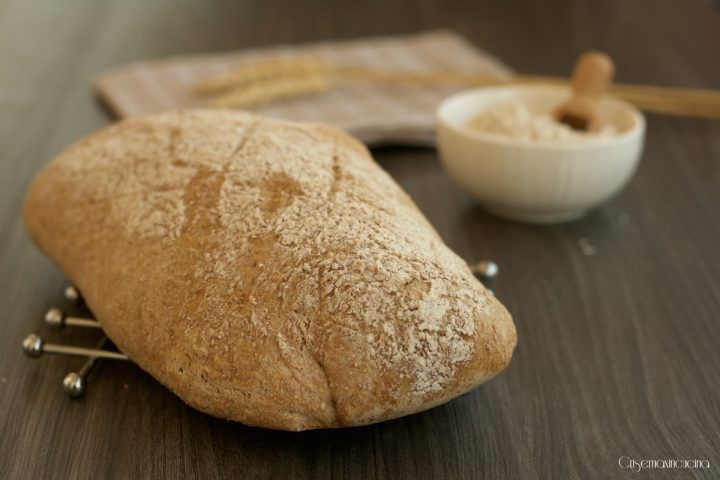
[192,55,720,119]
[193,56,331,96]
[211,74,332,108]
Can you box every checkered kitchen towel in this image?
[94,30,512,147]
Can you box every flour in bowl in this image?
[466,100,617,142]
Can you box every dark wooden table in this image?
[1,0,719,478]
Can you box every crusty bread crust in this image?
[23,110,516,430]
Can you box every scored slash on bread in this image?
[23,110,516,431]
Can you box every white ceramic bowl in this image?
[436,85,645,223]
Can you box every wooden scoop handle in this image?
[571,51,614,99]
[556,52,615,130]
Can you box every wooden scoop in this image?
[555,52,615,131]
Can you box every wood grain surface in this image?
[1,0,719,478]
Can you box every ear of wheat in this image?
[193,56,335,107]
[191,55,720,120]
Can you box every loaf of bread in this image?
[23,110,516,431]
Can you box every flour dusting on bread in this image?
[23,110,516,430]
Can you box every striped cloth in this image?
[94,30,512,147]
